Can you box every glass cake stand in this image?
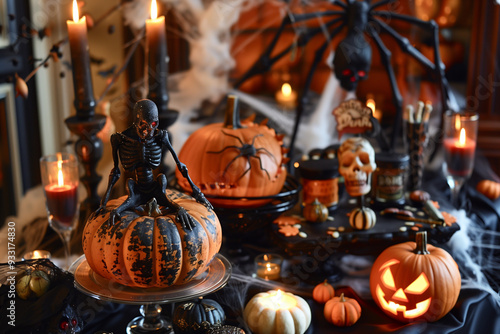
[70,254,232,334]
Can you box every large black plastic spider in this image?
[233,0,454,156]
[207,131,277,181]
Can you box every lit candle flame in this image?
[151,0,158,20]
[458,128,466,147]
[266,263,272,272]
[281,83,292,97]
[72,0,79,22]
[366,98,376,113]
[57,153,64,187]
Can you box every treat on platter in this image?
[370,232,460,323]
[83,99,221,288]
[175,95,288,208]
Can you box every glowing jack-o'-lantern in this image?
[370,232,461,322]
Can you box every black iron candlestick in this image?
[65,76,106,254]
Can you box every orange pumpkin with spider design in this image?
[176,95,287,208]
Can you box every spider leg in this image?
[370,0,398,11]
[371,13,456,112]
[330,0,347,9]
[221,130,245,145]
[207,145,244,154]
[235,165,253,182]
[251,156,272,180]
[221,153,245,178]
[234,15,345,89]
[255,147,278,164]
[250,134,264,146]
[289,22,346,159]
[367,28,402,151]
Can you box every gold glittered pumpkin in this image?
[83,189,222,288]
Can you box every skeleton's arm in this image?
[161,130,212,209]
[100,133,122,207]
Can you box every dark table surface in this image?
[2,155,500,334]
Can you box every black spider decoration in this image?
[207,130,278,181]
[233,0,455,156]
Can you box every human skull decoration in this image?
[338,137,376,197]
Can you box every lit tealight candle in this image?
[67,0,96,119]
[23,250,51,260]
[276,83,297,109]
[444,127,476,178]
[255,253,282,280]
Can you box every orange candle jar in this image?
[298,159,339,210]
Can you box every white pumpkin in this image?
[349,206,376,230]
[244,290,311,334]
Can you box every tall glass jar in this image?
[372,153,409,205]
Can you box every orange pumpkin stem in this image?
[223,95,242,129]
[339,293,345,302]
[415,231,430,255]
[323,279,328,285]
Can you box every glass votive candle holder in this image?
[23,250,51,260]
[255,253,283,280]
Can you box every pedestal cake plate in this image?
[70,254,231,334]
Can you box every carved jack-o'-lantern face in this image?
[374,259,431,319]
[370,232,461,323]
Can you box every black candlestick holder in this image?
[65,113,106,253]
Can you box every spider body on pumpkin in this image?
[207,130,277,181]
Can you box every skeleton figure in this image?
[96,99,212,229]
[338,137,377,197]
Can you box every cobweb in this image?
[122,0,500,309]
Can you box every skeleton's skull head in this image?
[134,99,159,140]
[338,137,376,197]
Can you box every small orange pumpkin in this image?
[83,189,222,288]
[324,293,361,326]
[312,279,335,304]
[476,180,500,200]
[303,198,329,223]
[175,95,287,208]
[370,232,461,322]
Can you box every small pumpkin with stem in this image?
[176,95,287,208]
[370,231,461,322]
[324,293,362,326]
[303,198,329,223]
[313,279,335,304]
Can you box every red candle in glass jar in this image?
[443,128,476,177]
[44,184,78,226]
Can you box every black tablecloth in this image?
[2,154,500,334]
